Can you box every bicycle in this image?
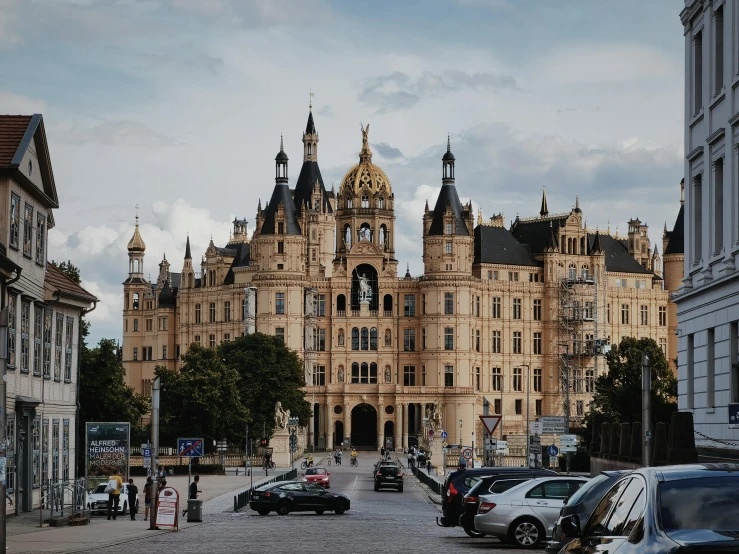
[263,460,276,470]
[300,458,314,470]
[350,457,358,467]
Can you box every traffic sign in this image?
[428,429,434,437]
[496,440,508,453]
[441,431,448,439]
[539,416,567,434]
[143,447,152,469]
[479,415,502,436]
[441,441,448,448]
[177,437,204,457]
[530,421,543,435]
[547,444,559,457]
[730,403,739,428]
[560,434,578,453]
[462,447,473,460]
[442,447,448,454]
[484,438,497,451]
[529,435,542,455]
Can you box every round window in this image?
[384,405,394,415]
[333,405,343,415]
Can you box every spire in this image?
[258,198,262,212]
[184,235,191,259]
[607,219,611,235]
[303,105,318,162]
[680,177,684,206]
[539,187,549,217]
[425,199,429,212]
[442,134,455,182]
[127,206,146,252]
[591,230,603,254]
[477,207,482,225]
[574,194,582,213]
[545,221,558,252]
[275,135,288,182]
[653,244,659,256]
[405,263,411,279]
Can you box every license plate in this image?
[386,476,394,479]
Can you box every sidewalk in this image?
[412,467,444,505]
[6,469,291,553]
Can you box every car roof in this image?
[635,463,739,482]
[480,475,589,497]
[452,467,557,478]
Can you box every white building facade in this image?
[678,0,739,450]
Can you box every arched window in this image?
[361,327,369,350]
[568,263,577,280]
[351,362,360,383]
[132,293,139,310]
[336,294,346,314]
[369,362,378,384]
[370,327,378,350]
[378,196,384,209]
[359,223,371,242]
[337,329,345,346]
[344,225,352,248]
[383,294,392,314]
[379,225,387,250]
[347,197,353,209]
[360,362,369,383]
[351,328,359,350]
[361,195,369,208]
[561,235,566,253]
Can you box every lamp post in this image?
[458,419,464,467]
[521,364,530,468]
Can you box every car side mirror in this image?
[560,514,581,538]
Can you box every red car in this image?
[303,467,331,488]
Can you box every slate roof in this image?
[260,184,301,235]
[0,115,33,167]
[664,205,684,255]
[224,242,251,285]
[474,225,541,267]
[510,216,568,256]
[184,236,191,259]
[428,184,469,236]
[305,111,316,134]
[292,161,333,216]
[215,247,237,257]
[588,233,650,274]
[169,272,182,288]
[158,280,176,308]
[45,263,98,303]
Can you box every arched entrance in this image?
[351,263,378,310]
[334,421,344,448]
[384,421,395,451]
[350,403,377,449]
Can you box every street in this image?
[84,454,540,554]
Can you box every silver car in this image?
[474,476,588,548]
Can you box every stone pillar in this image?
[324,403,331,450]
[309,404,315,449]
[395,404,403,452]
[416,403,422,441]
[402,404,409,450]
[343,403,351,449]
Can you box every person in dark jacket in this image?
[182,475,201,517]
[127,479,138,520]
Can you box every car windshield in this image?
[565,474,609,507]
[660,476,739,530]
[306,468,326,475]
[93,485,107,494]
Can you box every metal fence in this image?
[233,468,297,512]
[46,478,87,519]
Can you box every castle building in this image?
[122,108,675,452]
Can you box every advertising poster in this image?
[86,422,130,488]
[156,487,179,529]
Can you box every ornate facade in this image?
[122,108,677,452]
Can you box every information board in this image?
[86,422,130,488]
[155,487,180,530]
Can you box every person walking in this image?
[143,477,152,521]
[127,478,138,520]
[380,446,385,458]
[182,475,201,517]
[106,469,123,520]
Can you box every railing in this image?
[233,468,297,512]
[411,466,443,495]
[47,478,87,519]
[337,311,346,317]
[383,311,392,317]
[351,310,360,317]
[130,454,263,467]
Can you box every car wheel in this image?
[315,509,325,515]
[463,526,486,538]
[256,508,270,516]
[334,502,347,515]
[276,500,290,516]
[508,517,545,548]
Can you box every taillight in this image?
[262,492,270,497]
[463,496,478,504]
[448,481,458,503]
[377,472,382,476]
[478,502,496,514]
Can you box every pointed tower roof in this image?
[540,187,549,217]
[405,263,411,279]
[428,183,469,236]
[305,109,316,135]
[574,194,582,213]
[158,279,176,308]
[275,134,288,162]
[261,183,301,235]
[127,211,146,252]
[591,230,604,254]
[184,235,191,259]
[294,109,332,216]
[545,221,558,252]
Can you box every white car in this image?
[474,476,588,548]
[87,483,138,516]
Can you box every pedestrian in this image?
[182,475,201,517]
[380,446,385,458]
[458,454,466,470]
[127,478,138,521]
[143,476,152,521]
[106,469,123,520]
[426,459,432,473]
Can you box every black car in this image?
[375,462,404,492]
[437,467,557,530]
[459,472,544,537]
[545,470,631,553]
[559,463,739,554]
[249,480,350,516]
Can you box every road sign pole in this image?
[149,376,160,531]
[188,458,191,491]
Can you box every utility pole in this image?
[0,306,9,552]
[148,377,160,531]
[642,353,652,467]
[244,424,248,477]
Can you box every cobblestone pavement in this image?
[83,453,540,554]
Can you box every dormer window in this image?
[278,222,284,234]
[361,195,369,208]
[445,222,453,235]
[378,197,384,209]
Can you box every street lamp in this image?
[521,364,530,468]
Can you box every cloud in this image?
[359,70,520,113]
[58,121,181,148]
[0,0,20,47]
[456,0,509,8]
[0,91,46,114]
[316,105,333,117]
[168,0,334,27]
[138,52,225,76]
[372,142,404,160]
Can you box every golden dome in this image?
[339,124,392,196]
[127,215,146,252]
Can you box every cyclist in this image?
[307,453,314,468]
[350,448,358,466]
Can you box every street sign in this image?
[143,447,152,469]
[461,447,473,460]
[479,415,502,436]
[547,444,559,457]
[495,440,508,453]
[441,431,448,439]
[530,421,543,435]
[529,435,542,455]
[484,438,497,451]
[539,416,567,434]
[441,441,448,448]
[177,437,204,458]
[442,447,448,454]
[730,403,739,428]
[428,429,434,437]
[560,434,578,453]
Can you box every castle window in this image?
[621,304,629,325]
[445,222,452,235]
[312,365,325,386]
[444,365,454,387]
[403,366,416,386]
[194,335,200,343]
[403,329,416,352]
[209,303,216,323]
[277,241,284,254]
[312,249,316,261]
[515,399,522,415]
[278,222,284,234]
[585,370,594,392]
[533,332,542,354]
[317,295,326,316]
[195,304,201,324]
[512,331,522,354]
[445,242,452,254]
[316,329,326,351]
[491,367,501,391]
[512,298,522,319]
[533,299,542,321]
[491,297,501,318]
[444,292,454,315]
[224,301,231,322]
[404,294,416,317]
[224,334,230,343]
[133,319,138,331]
[475,329,480,352]
[336,294,346,314]
[576,400,584,417]
[492,330,501,353]
[361,327,369,350]
[513,367,522,392]
[475,296,480,317]
[275,293,285,315]
[714,5,724,95]
[347,198,352,209]
[162,345,167,359]
[351,362,359,383]
[494,398,501,414]
[275,328,284,342]
[659,306,666,326]
[535,400,542,416]
[352,328,359,350]
[444,327,454,350]
[209,335,215,347]
[133,348,138,361]
[370,327,378,350]
[361,195,369,208]
[378,197,384,209]
[132,293,139,310]
[534,368,542,392]
[640,305,648,325]
[159,317,168,331]
[422,328,426,350]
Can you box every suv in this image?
[459,472,543,537]
[437,467,557,531]
[374,462,404,492]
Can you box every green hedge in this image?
[129,464,226,477]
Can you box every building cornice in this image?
[686,145,704,161]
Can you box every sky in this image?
[0,0,686,345]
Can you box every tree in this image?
[219,333,311,438]
[156,344,249,450]
[585,336,677,427]
[79,338,149,427]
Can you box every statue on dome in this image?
[361,123,370,146]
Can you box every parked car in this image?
[437,467,557,531]
[249,481,350,516]
[558,463,739,554]
[374,462,403,492]
[303,467,331,489]
[459,473,541,537]
[87,483,137,516]
[545,470,631,553]
[474,476,588,547]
